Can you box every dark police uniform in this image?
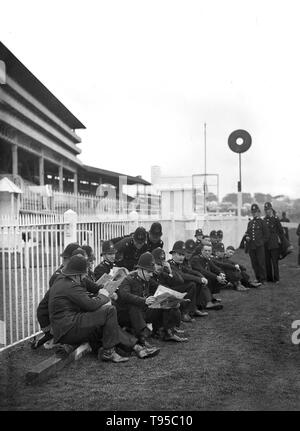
[146,222,164,252]
[245,204,269,283]
[114,228,148,271]
[48,273,118,351]
[94,260,115,281]
[190,253,223,294]
[116,270,181,342]
[263,202,285,282]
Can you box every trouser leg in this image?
[146,308,181,331]
[256,246,266,282]
[116,305,147,339]
[59,304,120,351]
[208,278,220,294]
[265,247,273,281]
[172,282,197,313]
[249,249,259,281]
[240,270,251,287]
[270,248,280,281]
[196,283,210,308]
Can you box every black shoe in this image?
[30,332,53,349]
[133,344,160,359]
[164,330,188,342]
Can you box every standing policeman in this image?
[245,203,270,284]
[263,202,285,283]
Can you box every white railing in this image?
[0,214,166,351]
[19,189,161,217]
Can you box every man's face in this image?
[252,211,259,218]
[133,239,145,250]
[215,251,225,259]
[172,252,185,264]
[154,263,163,273]
[265,209,273,217]
[201,245,212,259]
[138,268,153,281]
[104,253,116,263]
[226,249,235,258]
[185,251,193,261]
[149,233,161,244]
[195,235,203,242]
[201,237,211,247]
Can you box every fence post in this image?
[64,210,77,246]
[0,320,6,346]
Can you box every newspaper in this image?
[148,284,187,309]
[96,267,129,295]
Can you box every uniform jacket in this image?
[81,268,100,296]
[263,215,285,250]
[190,254,222,281]
[149,266,184,292]
[116,271,149,311]
[223,256,246,272]
[94,260,115,281]
[36,265,64,330]
[181,258,205,283]
[245,217,270,249]
[48,274,110,343]
[212,257,236,271]
[114,237,148,271]
[167,259,187,285]
[146,234,164,253]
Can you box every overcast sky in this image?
[1,0,300,199]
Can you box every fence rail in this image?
[19,188,161,217]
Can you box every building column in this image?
[12,144,18,177]
[59,165,63,192]
[39,156,44,186]
[73,171,78,195]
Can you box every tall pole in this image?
[237,153,242,242]
[203,122,207,214]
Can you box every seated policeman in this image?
[225,246,261,289]
[146,222,164,252]
[33,242,81,349]
[212,242,248,291]
[190,244,226,306]
[116,252,161,353]
[94,240,117,281]
[149,248,188,342]
[114,227,148,271]
[168,241,199,323]
[48,254,129,363]
[194,228,204,246]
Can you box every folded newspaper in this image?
[148,285,187,309]
[96,267,129,295]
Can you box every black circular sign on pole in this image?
[228,129,252,154]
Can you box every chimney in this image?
[151,165,161,185]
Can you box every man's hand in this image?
[217,275,227,284]
[110,292,118,301]
[163,262,173,275]
[145,296,156,306]
[201,277,208,285]
[245,236,250,242]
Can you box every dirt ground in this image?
[0,229,299,411]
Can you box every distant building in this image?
[0,42,151,214]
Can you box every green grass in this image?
[0,229,299,411]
